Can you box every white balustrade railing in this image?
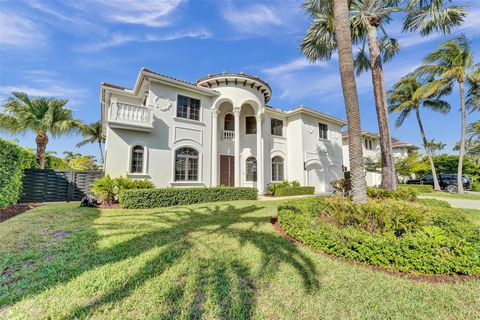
[223,130,235,141]
[109,99,153,129]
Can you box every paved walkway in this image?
[418,195,480,209]
[258,194,327,201]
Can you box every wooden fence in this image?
[19,169,104,202]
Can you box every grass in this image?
[420,192,480,200]
[1,200,479,319]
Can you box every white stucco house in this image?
[342,131,419,186]
[100,68,348,194]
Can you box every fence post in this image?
[66,171,75,202]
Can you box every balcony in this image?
[223,130,235,141]
[108,99,153,132]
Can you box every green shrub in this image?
[417,198,451,208]
[330,179,351,196]
[274,186,315,197]
[0,139,37,208]
[398,184,433,193]
[366,187,417,202]
[119,187,257,209]
[472,182,480,192]
[268,181,314,196]
[91,175,155,203]
[321,197,431,236]
[278,198,480,275]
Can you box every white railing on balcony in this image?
[108,99,153,130]
[223,130,235,141]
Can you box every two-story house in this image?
[100,68,347,193]
[342,131,419,186]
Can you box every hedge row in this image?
[278,198,480,275]
[398,184,433,193]
[119,187,258,209]
[0,139,38,208]
[274,186,315,197]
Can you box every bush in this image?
[330,179,351,196]
[91,175,155,203]
[417,198,451,208]
[472,182,480,192]
[366,187,417,202]
[321,197,430,236]
[267,181,314,196]
[0,139,37,208]
[119,187,258,209]
[398,184,433,193]
[278,198,480,275]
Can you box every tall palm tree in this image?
[0,92,81,169]
[388,73,450,191]
[76,121,105,165]
[302,0,465,191]
[332,0,368,202]
[417,35,475,193]
[466,64,480,112]
[63,151,82,162]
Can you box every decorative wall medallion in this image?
[150,96,172,111]
[305,124,315,134]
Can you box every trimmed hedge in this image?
[274,186,315,197]
[0,139,37,208]
[119,187,258,209]
[278,198,480,275]
[398,184,433,193]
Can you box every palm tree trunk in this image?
[333,0,367,203]
[415,108,441,191]
[98,142,104,166]
[457,80,466,193]
[366,25,396,191]
[35,132,49,169]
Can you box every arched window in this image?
[175,147,199,181]
[224,113,234,131]
[272,156,284,181]
[246,157,257,182]
[131,145,144,173]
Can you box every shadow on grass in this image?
[2,202,319,319]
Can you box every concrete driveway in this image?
[418,195,480,209]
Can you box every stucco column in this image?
[256,114,264,194]
[211,109,219,186]
[233,107,241,187]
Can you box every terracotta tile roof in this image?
[142,68,198,87]
[101,82,130,91]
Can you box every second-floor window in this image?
[364,138,373,150]
[319,123,328,139]
[271,118,283,136]
[177,95,200,121]
[246,116,256,134]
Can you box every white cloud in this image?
[90,0,184,27]
[82,29,212,52]
[0,11,47,47]
[0,85,82,98]
[222,4,283,33]
[263,58,329,75]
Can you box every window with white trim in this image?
[319,122,328,139]
[246,116,256,134]
[175,147,199,181]
[246,157,257,182]
[272,156,284,181]
[131,145,144,173]
[177,95,200,121]
[271,118,283,136]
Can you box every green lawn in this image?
[1,201,479,319]
[421,192,480,200]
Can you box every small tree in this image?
[423,139,446,156]
[77,121,105,165]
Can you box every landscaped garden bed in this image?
[267,181,315,197]
[277,194,480,276]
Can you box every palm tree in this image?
[0,92,81,169]
[76,121,105,165]
[466,64,480,112]
[63,151,82,162]
[417,35,475,193]
[301,0,465,191]
[332,0,368,202]
[388,73,451,191]
[423,139,446,156]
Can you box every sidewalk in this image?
[418,195,480,210]
[258,194,328,201]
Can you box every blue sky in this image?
[0,0,479,161]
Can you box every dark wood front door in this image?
[220,155,234,187]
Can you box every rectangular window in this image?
[318,123,328,139]
[177,95,200,121]
[245,116,256,134]
[271,118,283,136]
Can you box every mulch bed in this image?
[271,217,480,283]
[98,202,119,209]
[0,203,42,223]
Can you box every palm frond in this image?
[380,36,400,63]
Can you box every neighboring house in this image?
[342,131,419,186]
[100,68,347,194]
